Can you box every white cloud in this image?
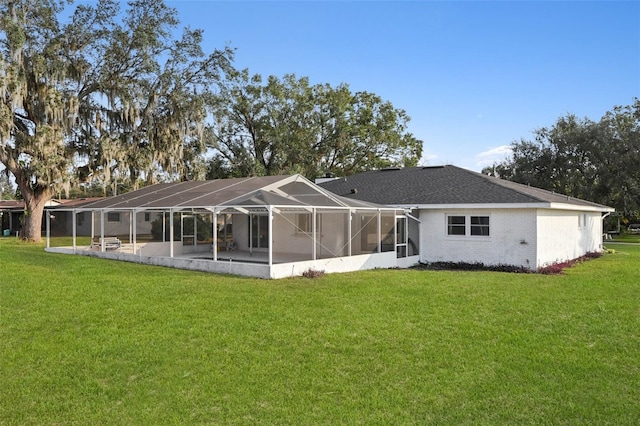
[477,145,512,159]
[418,149,438,167]
[474,145,512,168]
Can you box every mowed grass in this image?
[1,239,639,425]
[610,233,640,244]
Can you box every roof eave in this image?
[403,202,614,212]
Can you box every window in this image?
[447,215,490,237]
[470,216,490,236]
[107,212,121,223]
[579,213,587,229]
[447,216,466,235]
[296,213,311,234]
[77,212,85,226]
[144,212,151,222]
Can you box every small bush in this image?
[416,251,605,275]
[415,261,531,273]
[302,268,325,279]
[538,251,603,275]
[537,262,570,275]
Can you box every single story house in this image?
[0,200,24,236]
[46,174,418,278]
[318,165,615,271]
[1,198,103,237]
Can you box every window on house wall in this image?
[296,213,311,234]
[447,215,490,236]
[447,216,466,235]
[144,212,151,222]
[107,212,121,223]
[579,213,587,229]
[470,216,490,236]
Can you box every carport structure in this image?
[46,174,420,278]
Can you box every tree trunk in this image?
[16,177,52,242]
[22,196,47,242]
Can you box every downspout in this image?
[602,211,612,244]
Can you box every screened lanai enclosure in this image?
[46,175,420,278]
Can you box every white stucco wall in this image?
[419,208,604,270]
[535,210,603,268]
[418,208,538,269]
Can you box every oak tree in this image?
[484,99,640,217]
[0,0,232,241]
[207,71,422,180]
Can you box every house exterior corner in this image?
[535,209,605,269]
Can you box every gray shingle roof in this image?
[318,165,613,210]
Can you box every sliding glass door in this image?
[249,214,269,249]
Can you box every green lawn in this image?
[1,239,639,425]
[609,233,640,244]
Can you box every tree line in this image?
[483,99,640,223]
[1,0,422,241]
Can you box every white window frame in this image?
[446,214,490,237]
[579,213,588,229]
[295,213,312,234]
[470,216,490,236]
[447,215,466,236]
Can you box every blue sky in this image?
[168,0,639,171]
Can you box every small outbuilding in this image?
[46,174,419,278]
